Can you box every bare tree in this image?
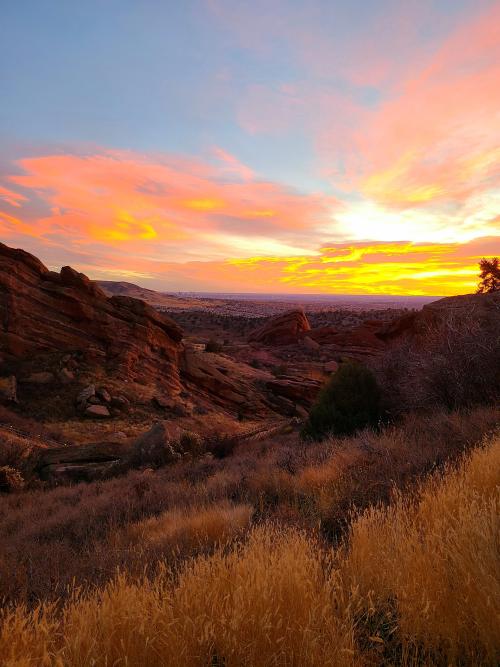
[374,311,500,414]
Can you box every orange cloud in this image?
[0,185,27,208]
[0,146,496,296]
[71,237,498,297]
[2,149,333,261]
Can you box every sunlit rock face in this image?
[0,241,184,393]
[248,309,311,345]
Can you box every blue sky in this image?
[0,0,498,294]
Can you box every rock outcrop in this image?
[248,309,311,345]
[33,441,129,482]
[180,348,269,415]
[308,325,386,356]
[248,309,386,357]
[377,291,500,340]
[0,242,183,393]
[266,376,322,406]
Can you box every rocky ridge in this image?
[0,242,183,394]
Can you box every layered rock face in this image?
[248,309,311,345]
[248,308,387,357]
[0,243,183,392]
[180,348,269,415]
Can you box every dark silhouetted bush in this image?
[204,432,239,459]
[301,361,381,441]
[205,339,223,353]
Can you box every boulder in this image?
[110,395,130,412]
[96,387,111,403]
[85,405,111,418]
[248,309,311,345]
[77,384,95,404]
[129,422,183,467]
[58,368,75,384]
[34,441,129,482]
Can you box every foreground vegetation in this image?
[0,403,497,665]
[1,428,498,666]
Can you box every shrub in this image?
[0,466,24,493]
[178,431,204,457]
[301,361,381,440]
[205,339,223,353]
[0,434,27,469]
[204,432,239,459]
[374,312,500,414]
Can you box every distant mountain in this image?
[96,281,202,309]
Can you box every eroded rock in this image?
[248,309,311,345]
[85,405,111,418]
[0,242,184,395]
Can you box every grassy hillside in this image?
[1,430,498,666]
[0,407,498,665]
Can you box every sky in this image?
[0,0,499,295]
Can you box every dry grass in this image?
[0,406,497,605]
[0,529,355,667]
[344,435,500,664]
[122,501,253,554]
[0,434,498,666]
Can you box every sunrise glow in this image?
[1,1,498,294]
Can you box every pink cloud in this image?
[333,3,500,207]
[0,185,27,208]
[1,148,337,262]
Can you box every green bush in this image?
[301,361,381,441]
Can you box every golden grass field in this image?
[0,412,498,666]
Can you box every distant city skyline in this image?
[1,0,498,295]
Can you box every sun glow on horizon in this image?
[0,1,499,295]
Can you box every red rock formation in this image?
[308,325,386,353]
[266,376,322,406]
[248,309,388,358]
[0,242,183,392]
[248,309,311,345]
[181,348,269,415]
[377,292,500,341]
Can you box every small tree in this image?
[477,257,500,293]
[301,361,381,441]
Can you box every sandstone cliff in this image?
[0,242,183,393]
